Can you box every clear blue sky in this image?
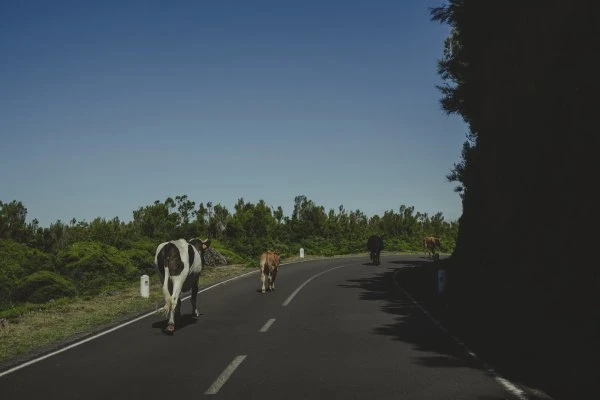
[1,0,467,228]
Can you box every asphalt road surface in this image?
[0,255,525,399]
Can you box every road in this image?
[0,255,524,399]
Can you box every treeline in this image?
[431,1,596,397]
[0,196,458,307]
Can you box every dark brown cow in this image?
[259,251,280,293]
[423,236,441,258]
[367,235,384,265]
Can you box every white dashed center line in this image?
[282,265,347,307]
[205,355,247,395]
[260,318,276,333]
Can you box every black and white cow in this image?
[154,238,211,333]
[367,235,384,265]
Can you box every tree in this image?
[273,206,284,224]
[0,200,30,242]
[431,2,598,396]
[175,194,196,225]
[208,203,229,240]
[290,195,327,240]
[132,199,178,240]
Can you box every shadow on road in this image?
[151,313,200,334]
[361,262,377,266]
[340,257,598,400]
[339,260,483,373]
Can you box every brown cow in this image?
[259,251,280,293]
[424,236,441,258]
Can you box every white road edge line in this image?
[0,269,260,379]
[204,355,247,395]
[282,265,347,307]
[259,318,276,333]
[392,269,529,400]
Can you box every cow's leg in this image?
[165,279,176,332]
[166,303,176,333]
[160,269,171,316]
[190,279,200,318]
[261,268,267,293]
[166,279,185,333]
[271,268,278,291]
[168,280,182,320]
[166,308,176,333]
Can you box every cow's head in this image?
[189,238,211,253]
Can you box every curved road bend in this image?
[0,256,525,399]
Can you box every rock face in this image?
[202,248,228,267]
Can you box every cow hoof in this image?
[166,324,175,333]
[261,290,266,293]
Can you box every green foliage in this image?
[132,199,179,240]
[0,200,37,243]
[2,195,459,311]
[122,248,155,273]
[296,237,339,257]
[15,271,77,303]
[211,245,246,265]
[120,237,157,273]
[55,241,138,295]
[0,239,55,305]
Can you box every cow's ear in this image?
[202,239,212,250]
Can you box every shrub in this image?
[15,271,77,303]
[55,241,137,295]
[122,248,155,273]
[0,239,55,305]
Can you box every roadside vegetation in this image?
[0,196,455,364]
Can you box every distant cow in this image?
[367,235,384,265]
[155,238,211,333]
[259,251,280,293]
[423,236,441,258]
